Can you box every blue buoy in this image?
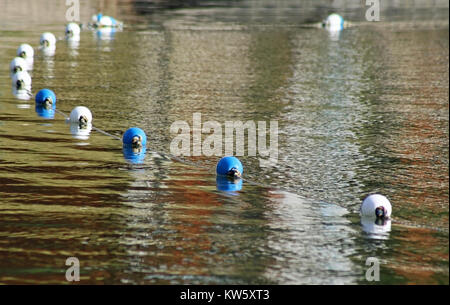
[122,127,147,148]
[216,176,243,192]
[35,89,56,106]
[216,156,243,178]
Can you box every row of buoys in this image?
[6,13,393,226]
[9,31,57,94]
[8,12,123,91]
[7,15,142,148]
[10,43,34,93]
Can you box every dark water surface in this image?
[0,0,448,284]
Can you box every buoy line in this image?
[7,13,448,235]
[51,98,449,234]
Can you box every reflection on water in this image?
[35,103,56,119]
[12,88,32,100]
[123,146,147,164]
[216,176,243,193]
[264,191,356,284]
[361,217,392,240]
[69,123,92,140]
[0,0,448,284]
[40,46,56,57]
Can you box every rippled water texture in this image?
[0,0,448,284]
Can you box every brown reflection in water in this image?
[357,26,449,284]
[122,158,280,284]
[160,173,221,277]
[375,28,448,219]
[389,227,448,284]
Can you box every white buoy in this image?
[99,15,115,27]
[92,14,101,23]
[361,194,392,219]
[12,71,32,90]
[17,44,34,68]
[10,57,28,75]
[65,22,81,39]
[17,43,34,61]
[40,32,57,48]
[69,106,93,124]
[324,13,345,31]
[91,13,122,27]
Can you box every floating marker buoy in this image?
[69,106,92,125]
[90,13,122,40]
[65,23,81,44]
[17,44,34,62]
[69,107,92,140]
[12,71,32,90]
[361,194,392,219]
[10,57,28,75]
[92,13,103,23]
[99,15,116,27]
[91,13,123,28]
[122,127,147,148]
[122,127,147,163]
[216,156,243,178]
[35,89,56,107]
[40,32,56,48]
[324,13,345,31]
[65,22,81,38]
